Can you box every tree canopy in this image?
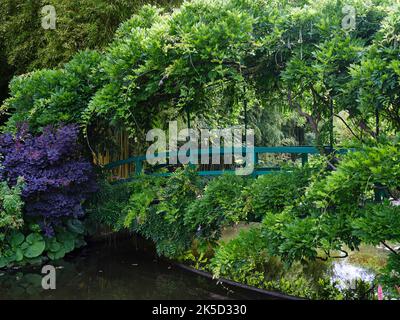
[0,0,181,105]
[2,0,399,151]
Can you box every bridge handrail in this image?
[104,146,350,177]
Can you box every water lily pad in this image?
[46,238,62,253]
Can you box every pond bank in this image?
[0,237,277,300]
[0,230,386,300]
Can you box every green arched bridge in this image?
[105,146,349,180]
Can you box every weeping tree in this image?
[346,5,400,137]
[3,0,293,153]
[75,0,400,146]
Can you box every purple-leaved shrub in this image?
[0,124,97,236]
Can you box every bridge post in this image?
[135,158,143,175]
[252,151,259,176]
[301,153,308,167]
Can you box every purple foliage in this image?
[0,124,97,230]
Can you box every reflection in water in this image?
[331,260,375,290]
[0,238,274,300]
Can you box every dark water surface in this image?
[0,238,273,300]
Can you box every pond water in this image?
[331,260,375,290]
[0,238,274,300]
[0,235,381,300]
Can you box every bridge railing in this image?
[104,146,349,180]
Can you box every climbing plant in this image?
[2,0,398,150]
[260,143,400,297]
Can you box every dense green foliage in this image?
[0,178,24,230]
[87,144,400,299]
[262,143,400,263]
[243,167,315,220]
[0,177,86,268]
[0,174,37,268]
[209,227,344,299]
[0,219,86,268]
[185,175,249,240]
[0,124,96,268]
[1,0,400,300]
[0,0,181,103]
[4,0,399,149]
[260,143,400,297]
[380,254,400,298]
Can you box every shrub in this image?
[379,253,400,299]
[0,124,94,268]
[209,227,274,287]
[260,143,400,271]
[0,177,25,267]
[85,179,134,232]
[123,166,203,258]
[0,178,24,230]
[209,227,342,299]
[119,168,316,259]
[243,166,313,220]
[0,124,97,235]
[3,51,104,133]
[0,219,86,268]
[184,174,250,241]
[121,169,252,258]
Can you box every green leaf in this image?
[20,242,29,250]
[67,219,85,234]
[24,241,45,258]
[15,248,24,262]
[48,241,62,253]
[24,273,42,286]
[10,232,25,247]
[56,230,74,243]
[63,239,75,253]
[25,233,43,245]
[48,247,66,260]
[0,256,8,268]
[74,238,86,249]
